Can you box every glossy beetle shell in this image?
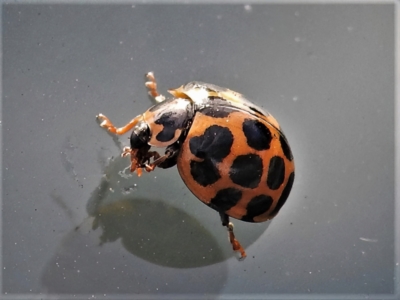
[97,75,295,259]
[172,82,295,222]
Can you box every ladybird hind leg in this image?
[219,212,247,260]
[145,72,165,103]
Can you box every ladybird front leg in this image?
[219,212,247,260]
[97,114,141,135]
[145,72,165,103]
[121,147,152,176]
[121,146,132,157]
[121,147,142,175]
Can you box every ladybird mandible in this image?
[97,72,295,260]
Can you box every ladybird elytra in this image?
[97,72,295,260]
[177,109,294,223]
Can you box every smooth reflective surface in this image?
[2,3,397,299]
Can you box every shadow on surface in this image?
[85,153,270,266]
[41,217,228,294]
[40,145,269,293]
[88,196,226,268]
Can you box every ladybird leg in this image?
[121,147,145,176]
[97,114,141,135]
[228,222,247,260]
[143,146,178,172]
[121,148,140,173]
[157,154,178,169]
[157,143,180,169]
[145,72,165,103]
[219,212,247,260]
[143,151,162,171]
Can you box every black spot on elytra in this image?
[201,107,231,118]
[208,188,242,212]
[241,195,273,222]
[270,171,294,216]
[267,156,285,190]
[200,97,232,118]
[155,112,178,142]
[189,125,233,162]
[229,154,263,189]
[279,134,293,161]
[190,159,220,186]
[242,119,272,151]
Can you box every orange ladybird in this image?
[97,72,295,260]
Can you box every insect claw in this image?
[238,253,247,261]
[96,113,105,119]
[146,71,155,81]
[121,147,132,157]
[96,114,115,132]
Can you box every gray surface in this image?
[2,3,397,299]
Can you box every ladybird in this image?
[97,72,295,260]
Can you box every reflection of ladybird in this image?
[97,72,295,260]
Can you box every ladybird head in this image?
[114,115,152,175]
[129,120,150,150]
[124,97,193,175]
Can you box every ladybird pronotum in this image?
[97,72,295,260]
